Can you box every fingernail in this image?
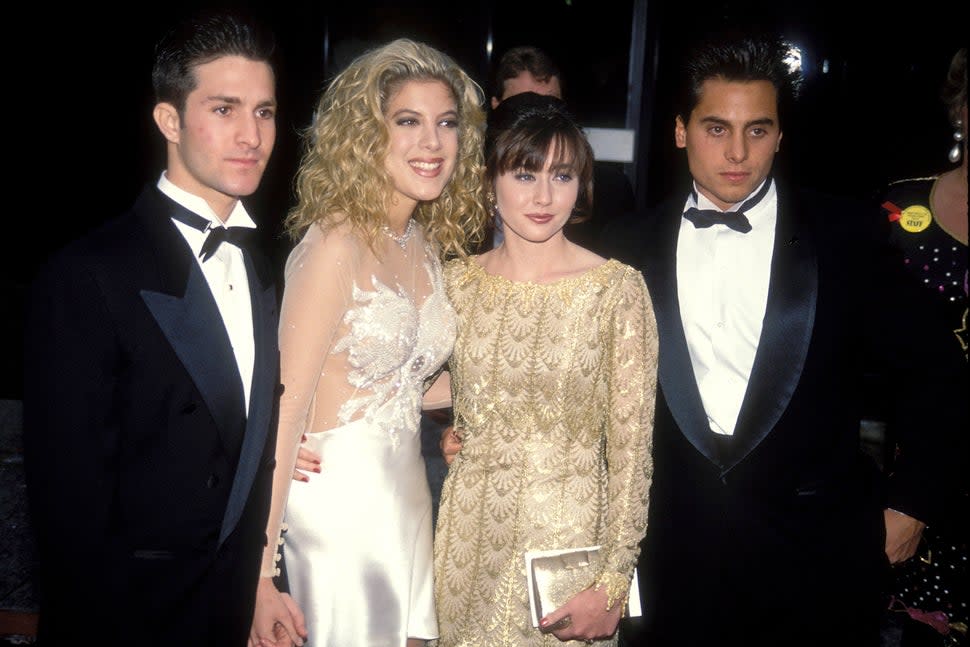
[314,467,321,473]
[539,618,549,627]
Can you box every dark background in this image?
[3,0,963,399]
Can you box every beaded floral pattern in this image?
[432,258,659,647]
[333,266,455,448]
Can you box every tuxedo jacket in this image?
[603,183,967,645]
[22,185,281,646]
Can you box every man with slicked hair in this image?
[606,30,968,647]
[23,9,283,645]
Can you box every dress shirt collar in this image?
[684,178,776,232]
[157,172,256,231]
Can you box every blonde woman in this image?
[250,39,486,647]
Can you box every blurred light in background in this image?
[784,44,803,74]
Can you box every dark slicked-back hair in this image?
[677,31,801,127]
[152,9,277,116]
[491,45,563,100]
[486,92,593,223]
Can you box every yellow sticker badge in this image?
[899,205,932,233]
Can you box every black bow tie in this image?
[683,178,772,234]
[168,206,255,261]
[682,208,752,233]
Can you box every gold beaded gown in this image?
[433,257,658,647]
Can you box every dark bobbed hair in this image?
[490,46,564,100]
[676,30,801,128]
[485,92,593,223]
[152,9,277,115]
[941,47,967,123]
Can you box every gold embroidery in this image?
[432,258,659,647]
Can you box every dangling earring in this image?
[949,118,965,163]
[487,192,501,219]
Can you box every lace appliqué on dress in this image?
[331,259,456,449]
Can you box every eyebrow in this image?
[205,95,242,105]
[699,115,776,129]
[389,108,458,119]
[204,95,278,108]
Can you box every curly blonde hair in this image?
[286,38,488,259]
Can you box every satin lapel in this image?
[220,250,278,545]
[723,191,818,472]
[140,262,246,452]
[645,201,722,465]
[136,188,247,456]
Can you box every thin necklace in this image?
[382,218,415,250]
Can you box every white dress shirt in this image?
[676,179,777,435]
[157,172,256,412]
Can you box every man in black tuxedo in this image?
[606,32,967,646]
[22,10,286,645]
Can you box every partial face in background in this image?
[493,141,579,245]
[156,55,277,217]
[492,71,563,108]
[383,79,459,215]
[675,78,781,211]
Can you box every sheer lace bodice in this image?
[261,220,456,576]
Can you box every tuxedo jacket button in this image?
[206,474,220,489]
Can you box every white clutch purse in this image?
[524,545,642,627]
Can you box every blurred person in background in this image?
[877,46,967,647]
